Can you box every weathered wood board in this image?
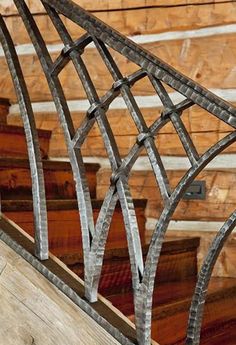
[8,105,235,158]
[1,33,236,103]
[0,239,121,345]
[0,0,230,15]
[3,2,236,45]
[0,158,99,200]
[97,168,236,222]
[167,230,236,279]
[2,199,147,257]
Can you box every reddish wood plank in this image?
[0,158,99,199]
[2,199,147,257]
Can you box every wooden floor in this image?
[0,239,121,345]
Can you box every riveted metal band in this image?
[136,132,155,146]
[113,78,130,92]
[110,168,127,185]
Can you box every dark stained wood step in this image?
[108,279,197,318]
[68,237,199,296]
[117,277,236,345]
[200,320,236,345]
[0,124,51,158]
[1,199,147,257]
[0,158,100,199]
[0,98,10,124]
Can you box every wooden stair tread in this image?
[0,157,100,171]
[115,277,236,318]
[2,199,147,257]
[1,198,147,211]
[0,123,51,137]
[107,277,236,344]
[107,279,197,317]
[68,237,199,297]
[64,236,200,263]
[0,158,100,199]
[0,124,51,158]
[200,321,236,345]
[152,277,236,320]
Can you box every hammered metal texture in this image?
[1,1,236,344]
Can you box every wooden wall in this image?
[1,1,236,276]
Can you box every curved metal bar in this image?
[186,211,236,345]
[93,38,171,204]
[9,1,236,344]
[0,15,48,260]
[44,0,236,128]
[41,2,144,303]
[13,0,95,264]
[50,34,92,76]
[135,130,236,344]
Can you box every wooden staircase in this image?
[1,97,236,345]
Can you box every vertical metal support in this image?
[0,15,48,260]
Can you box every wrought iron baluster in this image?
[4,1,236,344]
[149,76,200,166]
[0,15,48,260]
[42,3,144,304]
[13,0,95,271]
[186,211,236,345]
[93,38,171,205]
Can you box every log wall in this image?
[1,1,236,277]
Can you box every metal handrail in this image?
[1,1,236,344]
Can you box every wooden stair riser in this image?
[69,240,199,296]
[0,98,10,124]
[0,125,51,159]
[151,281,236,345]
[0,160,99,200]
[2,200,146,257]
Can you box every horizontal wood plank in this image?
[8,106,236,158]
[2,199,147,257]
[3,3,236,45]
[97,169,236,221]
[0,240,121,345]
[0,1,228,15]
[2,33,236,102]
[167,230,236,279]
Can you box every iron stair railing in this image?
[0,1,236,344]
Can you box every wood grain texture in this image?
[68,237,199,297]
[0,98,10,124]
[97,168,236,221]
[2,199,147,257]
[0,0,229,15]
[167,231,236,279]
[0,124,51,158]
[0,158,99,199]
[150,277,236,345]
[106,276,236,345]
[0,214,145,345]
[8,106,235,158]
[3,3,236,45]
[0,239,121,345]
[2,33,236,103]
